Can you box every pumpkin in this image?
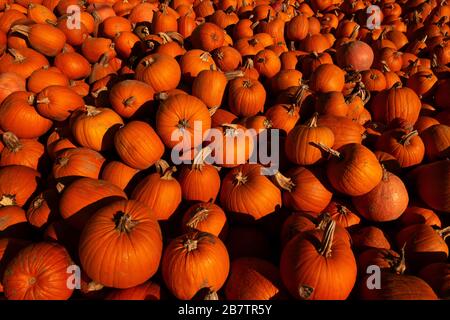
[181,201,227,237]
[264,103,299,134]
[211,108,237,128]
[420,124,450,161]
[371,84,422,126]
[336,40,374,71]
[285,113,334,165]
[135,53,181,92]
[81,37,116,63]
[70,106,124,152]
[253,49,281,79]
[152,4,178,33]
[100,16,132,39]
[11,24,66,57]
[191,22,225,51]
[59,177,127,230]
[0,91,52,139]
[280,220,357,300]
[396,224,449,271]
[106,281,162,300]
[0,131,44,170]
[79,200,163,289]
[0,72,26,104]
[0,205,29,238]
[399,204,442,228]
[161,231,230,300]
[212,46,242,72]
[324,199,361,228]
[46,127,77,160]
[178,147,221,202]
[0,165,40,208]
[418,263,450,299]
[225,257,287,300]
[27,66,69,93]
[54,51,91,80]
[131,161,182,221]
[100,161,140,192]
[309,63,345,93]
[351,226,392,251]
[156,94,211,150]
[0,48,49,79]
[26,188,59,229]
[318,143,383,196]
[406,70,438,98]
[179,50,216,82]
[376,129,425,168]
[315,91,348,117]
[52,147,105,181]
[3,242,74,300]
[114,121,164,170]
[36,85,84,121]
[352,167,409,222]
[228,77,266,117]
[220,164,281,220]
[0,238,29,293]
[56,17,89,47]
[274,167,333,213]
[286,13,309,41]
[109,80,155,118]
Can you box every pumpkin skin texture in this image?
[228,77,267,117]
[156,94,211,150]
[351,226,391,251]
[0,132,45,170]
[109,80,155,119]
[79,200,163,289]
[162,231,230,300]
[399,204,441,228]
[131,165,182,221]
[309,64,345,93]
[0,165,40,208]
[135,53,181,92]
[220,164,282,220]
[275,167,333,213]
[106,281,162,300]
[336,40,374,71]
[359,272,438,300]
[59,177,127,231]
[225,257,287,300]
[114,121,164,170]
[52,148,106,181]
[285,114,334,165]
[324,199,361,228]
[0,238,29,293]
[181,202,227,237]
[280,221,357,300]
[324,143,383,196]
[316,115,364,149]
[3,242,74,300]
[352,169,409,222]
[371,86,422,126]
[0,206,29,238]
[36,85,84,122]
[420,124,450,161]
[100,161,140,192]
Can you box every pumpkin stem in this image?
[155,159,170,174]
[306,112,319,127]
[199,52,211,62]
[273,171,295,192]
[0,194,16,207]
[317,212,332,230]
[184,238,198,252]
[298,285,314,300]
[208,105,220,117]
[123,96,136,107]
[224,70,245,81]
[234,170,248,185]
[85,105,102,116]
[10,25,31,37]
[318,219,336,257]
[177,118,190,129]
[381,165,389,181]
[57,157,69,167]
[186,206,210,229]
[162,166,177,179]
[393,81,403,89]
[399,130,418,145]
[243,58,254,69]
[437,226,450,240]
[114,211,138,233]
[203,289,219,300]
[36,97,50,105]
[311,142,341,159]
[8,48,25,63]
[242,79,253,88]
[393,243,407,275]
[85,281,104,292]
[288,104,299,116]
[2,132,22,152]
[56,182,65,193]
[192,147,212,170]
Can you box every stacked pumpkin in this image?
[0,0,449,301]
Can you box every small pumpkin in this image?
[181,201,227,237]
[0,132,44,170]
[36,85,84,121]
[0,165,40,208]
[52,147,105,181]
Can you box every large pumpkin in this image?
[280,220,357,300]
[162,231,230,300]
[3,242,74,300]
[79,200,163,289]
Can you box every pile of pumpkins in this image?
[0,0,449,300]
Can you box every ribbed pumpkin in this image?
[399,204,441,228]
[191,22,225,51]
[0,165,40,208]
[36,85,84,121]
[162,231,230,300]
[316,115,364,149]
[0,238,29,293]
[228,77,266,117]
[180,50,216,82]
[280,220,357,300]
[177,147,221,202]
[0,205,29,238]
[135,53,181,92]
[114,121,164,170]
[420,124,450,161]
[3,242,74,300]
[100,161,140,192]
[79,200,163,289]
[26,66,68,95]
[264,104,300,134]
[70,106,124,152]
[52,147,106,181]
[274,167,333,213]
[109,80,155,119]
[26,189,59,229]
[324,199,361,228]
[59,177,127,230]
[0,132,44,170]
[220,164,281,220]
[320,143,383,196]
[352,167,409,222]
[181,201,227,237]
[285,113,334,165]
[156,94,211,150]
[309,64,345,93]
[0,72,26,104]
[131,161,182,221]
[0,48,48,79]
[225,257,287,300]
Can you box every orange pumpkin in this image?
[0,165,40,207]
[52,147,105,181]
[0,132,44,170]
[135,53,181,92]
[228,77,266,117]
[181,201,227,237]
